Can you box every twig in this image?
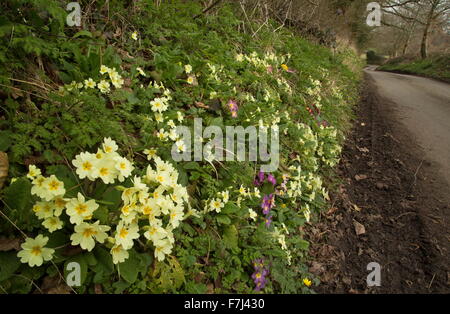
[193,0,223,19]
[428,273,436,289]
[0,200,28,239]
[409,158,424,191]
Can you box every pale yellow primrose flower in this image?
[84,78,96,89]
[70,221,110,251]
[98,80,110,93]
[27,165,41,179]
[17,235,54,267]
[143,148,157,160]
[186,76,195,85]
[111,244,129,264]
[136,67,146,76]
[40,175,65,201]
[114,221,140,250]
[65,192,99,225]
[42,216,64,233]
[248,208,257,221]
[100,65,110,75]
[184,64,192,74]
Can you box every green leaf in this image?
[183,161,200,170]
[92,206,109,225]
[0,131,13,151]
[112,280,131,293]
[222,225,238,250]
[216,214,231,225]
[73,30,93,38]
[118,249,141,283]
[93,246,114,275]
[0,251,21,281]
[221,202,240,214]
[3,178,32,212]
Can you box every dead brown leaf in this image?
[0,237,21,251]
[353,220,366,235]
[355,174,368,181]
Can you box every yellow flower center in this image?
[96,153,103,159]
[99,167,109,176]
[104,146,112,153]
[75,203,87,214]
[82,228,96,238]
[31,246,42,256]
[112,246,122,254]
[48,180,60,191]
[54,198,66,208]
[255,273,261,279]
[142,206,153,215]
[120,162,127,170]
[119,228,128,238]
[82,161,92,171]
[122,205,131,214]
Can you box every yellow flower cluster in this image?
[72,137,134,184]
[28,168,67,235]
[111,156,190,263]
[62,65,125,94]
[203,190,230,213]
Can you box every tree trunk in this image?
[420,0,439,59]
[402,38,409,55]
[420,21,431,59]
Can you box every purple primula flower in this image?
[258,170,265,183]
[261,197,270,215]
[264,215,273,227]
[267,173,276,185]
[227,100,238,118]
[261,194,275,215]
[251,259,269,291]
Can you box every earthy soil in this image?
[308,73,450,293]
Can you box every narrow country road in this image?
[310,69,450,293]
[364,68,450,185]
